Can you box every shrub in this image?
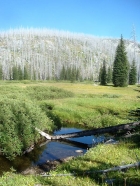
[0,97,54,160]
[25,86,74,100]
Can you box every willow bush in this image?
[0,97,54,160]
[25,86,74,100]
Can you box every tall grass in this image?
[48,95,139,128]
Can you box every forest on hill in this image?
[0,28,140,82]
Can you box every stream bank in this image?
[0,127,102,176]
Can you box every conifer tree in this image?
[112,35,129,87]
[66,67,71,80]
[12,66,19,80]
[100,59,107,85]
[129,59,137,85]
[60,65,66,80]
[70,66,76,83]
[107,66,112,83]
[18,66,23,80]
[76,68,80,81]
[98,66,102,82]
[24,66,29,80]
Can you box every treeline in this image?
[0,28,140,82]
[0,57,137,86]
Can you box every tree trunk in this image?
[51,121,140,139]
[36,121,140,140]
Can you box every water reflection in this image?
[0,127,105,175]
[33,141,87,166]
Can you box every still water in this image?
[0,127,105,175]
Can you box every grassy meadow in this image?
[0,80,140,185]
[1,80,139,128]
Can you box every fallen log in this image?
[23,145,34,154]
[35,121,140,140]
[40,161,140,177]
[97,161,140,173]
[35,127,52,140]
[51,121,140,139]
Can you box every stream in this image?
[0,127,106,175]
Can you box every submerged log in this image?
[23,145,34,154]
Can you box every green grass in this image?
[0,81,139,130]
[25,85,74,100]
[0,80,140,185]
[46,93,139,128]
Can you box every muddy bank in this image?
[21,156,74,175]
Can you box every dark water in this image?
[0,127,105,175]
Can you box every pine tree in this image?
[60,65,66,80]
[18,66,23,80]
[76,68,80,81]
[70,66,76,83]
[24,66,29,80]
[66,67,71,80]
[100,59,107,85]
[98,66,102,82]
[112,35,129,87]
[129,59,137,85]
[107,66,112,83]
[12,66,19,80]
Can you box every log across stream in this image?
[0,121,139,175]
[36,121,140,140]
[0,127,100,175]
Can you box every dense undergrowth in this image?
[0,81,140,185]
[0,83,74,159]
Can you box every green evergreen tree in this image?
[24,66,29,80]
[18,66,23,80]
[76,68,80,81]
[112,35,129,87]
[70,66,76,83]
[129,59,137,85]
[12,66,19,80]
[66,67,71,80]
[60,65,80,82]
[107,66,112,83]
[98,66,102,82]
[100,59,107,85]
[60,65,66,80]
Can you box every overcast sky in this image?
[0,0,140,41]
